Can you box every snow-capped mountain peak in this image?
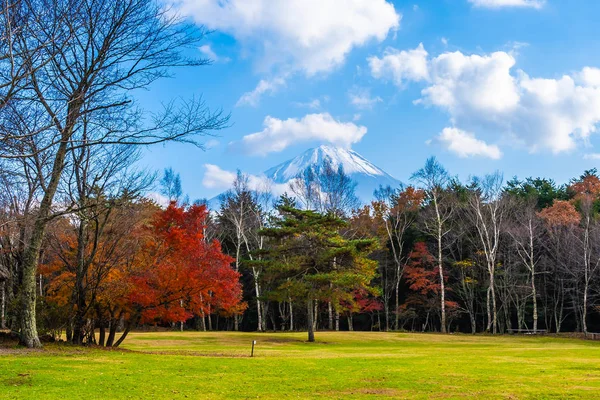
[264,145,400,202]
[265,145,391,182]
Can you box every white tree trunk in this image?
[1,281,5,329]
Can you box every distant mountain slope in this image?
[209,145,401,208]
[264,145,401,203]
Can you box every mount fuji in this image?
[263,145,401,203]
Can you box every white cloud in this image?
[368,43,429,87]
[348,87,383,109]
[578,67,600,88]
[468,0,545,9]
[199,44,231,63]
[146,192,171,208]
[236,77,287,107]
[371,44,600,154]
[441,37,449,46]
[204,139,220,149]
[419,50,520,115]
[173,0,400,77]
[202,164,289,195]
[231,113,367,156]
[437,127,502,159]
[294,99,322,110]
[202,164,237,189]
[584,153,600,160]
[199,44,217,60]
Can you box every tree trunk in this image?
[313,300,318,331]
[532,271,538,333]
[328,301,333,330]
[490,272,497,334]
[252,267,263,332]
[583,280,589,334]
[113,314,140,347]
[289,301,294,331]
[438,226,446,333]
[98,322,106,347]
[335,310,340,331]
[486,285,492,333]
[234,241,241,332]
[19,131,73,348]
[348,315,354,331]
[1,281,5,329]
[395,262,401,330]
[19,233,46,348]
[307,301,315,342]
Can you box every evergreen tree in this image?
[255,204,378,342]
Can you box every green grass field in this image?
[1,331,600,399]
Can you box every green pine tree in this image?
[254,204,378,342]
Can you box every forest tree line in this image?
[2,0,600,347]
[212,158,600,340]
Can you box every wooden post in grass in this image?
[251,340,256,357]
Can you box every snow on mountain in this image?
[264,145,401,203]
[208,145,401,208]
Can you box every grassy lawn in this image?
[1,331,600,399]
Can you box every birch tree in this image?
[411,157,453,333]
[467,172,508,334]
[508,198,543,332]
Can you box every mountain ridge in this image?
[264,145,401,203]
[209,145,401,207]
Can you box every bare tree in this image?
[0,0,228,347]
[575,196,600,334]
[218,172,270,331]
[61,139,152,344]
[411,157,453,333]
[374,184,423,330]
[467,172,508,334]
[507,198,543,332]
[317,160,360,218]
[160,168,182,203]
[289,167,320,211]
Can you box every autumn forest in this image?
[2,1,600,352]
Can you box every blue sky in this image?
[139,0,600,201]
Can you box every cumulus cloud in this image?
[370,44,600,154]
[236,77,287,107]
[368,43,429,87]
[418,51,520,115]
[172,0,400,77]
[436,127,502,159]
[578,67,600,88]
[348,87,383,109]
[202,164,289,195]
[202,164,237,189]
[231,113,367,156]
[468,0,545,9]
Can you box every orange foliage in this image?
[538,200,580,227]
[126,202,246,324]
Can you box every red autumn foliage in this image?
[405,242,439,295]
[42,202,246,333]
[354,288,383,313]
[128,202,246,324]
[403,242,458,310]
